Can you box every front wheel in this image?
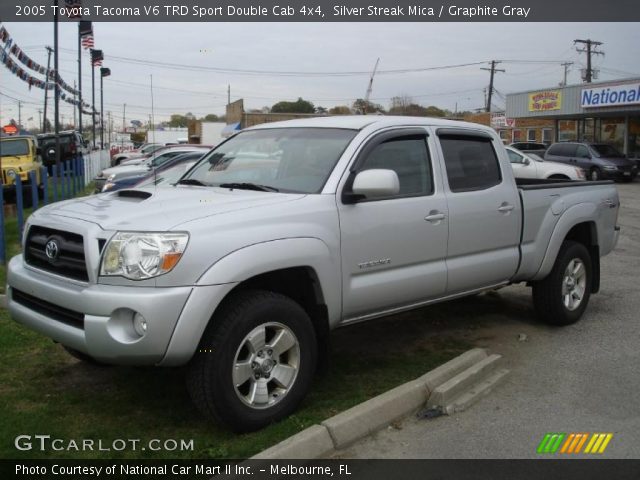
[186,290,317,432]
[589,168,601,181]
[532,241,592,326]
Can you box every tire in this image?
[589,168,601,181]
[62,346,109,366]
[532,241,592,326]
[186,290,318,432]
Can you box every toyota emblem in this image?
[45,239,60,262]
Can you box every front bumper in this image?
[7,255,235,366]
[601,167,638,180]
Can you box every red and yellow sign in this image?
[528,90,562,112]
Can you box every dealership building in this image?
[505,77,640,157]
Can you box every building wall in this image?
[463,112,555,144]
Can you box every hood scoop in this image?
[116,189,152,201]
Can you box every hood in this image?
[37,186,305,231]
[100,163,149,178]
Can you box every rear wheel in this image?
[532,241,592,326]
[186,290,317,432]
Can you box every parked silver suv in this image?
[544,142,637,181]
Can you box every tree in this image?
[352,98,384,114]
[202,114,219,122]
[271,97,315,114]
[388,96,447,117]
[423,106,446,117]
[168,114,188,128]
[329,105,352,115]
[315,106,328,114]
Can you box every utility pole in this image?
[121,103,126,148]
[73,80,77,128]
[227,84,231,105]
[77,22,82,136]
[560,62,574,87]
[574,39,604,83]
[53,0,61,172]
[43,46,53,133]
[481,60,505,112]
[17,101,22,129]
[38,109,42,131]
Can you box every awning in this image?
[221,122,241,138]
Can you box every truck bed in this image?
[514,179,619,282]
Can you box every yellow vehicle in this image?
[0,135,44,205]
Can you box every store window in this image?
[542,129,553,144]
[527,129,536,142]
[513,130,522,142]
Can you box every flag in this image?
[81,35,94,49]
[100,67,111,77]
[79,21,93,49]
[90,49,103,67]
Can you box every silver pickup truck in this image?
[7,116,620,432]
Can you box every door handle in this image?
[425,212,446,223]
[498,203,515,213]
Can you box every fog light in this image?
[133,313,148,337]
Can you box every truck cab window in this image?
[358,137,433,197]
[440,136,502,192]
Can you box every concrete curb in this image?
[0,294,7,308]
[251,348,489,459]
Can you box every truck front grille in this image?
[11,288,85,329]
[24,226,89,282]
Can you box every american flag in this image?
[79,20,93,49]
[91,49,103,67]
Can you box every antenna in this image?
[363,58,380,112]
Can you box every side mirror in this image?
[523,158,531,166]
[351,169,400,200]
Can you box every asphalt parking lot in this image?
[333,181,640,459]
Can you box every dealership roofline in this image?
[507,76,640,97]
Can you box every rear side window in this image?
[439,136,502,192]
[547,143,576,157]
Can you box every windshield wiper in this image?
[176,178,208,186]
[218,182,279,192]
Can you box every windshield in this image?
[182,128,357,193]
[591,144,623,158]
[141,143,161,154]
[1,139,30,156]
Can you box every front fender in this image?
[160,237,341,366]
[196,238,340,321]
[532,202,597,281]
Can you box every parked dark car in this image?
[544,142,638,181]
[100,151,204,193]
[37,130,88,170]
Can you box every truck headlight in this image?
[6,169,18,179]
[100,232,189,280]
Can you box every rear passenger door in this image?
[436,129,521,294]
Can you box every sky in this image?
[1,21,639,131]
